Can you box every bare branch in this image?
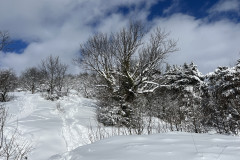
[0,31,11,52]
[0,105,32,160]
[40,55,68,96]
[74,21,178,101]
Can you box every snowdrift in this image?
[53,132,240,160]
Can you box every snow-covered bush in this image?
[154,63,207,133]
[95,83,147,130]
[206,61,240,135]
[0,69,17,102]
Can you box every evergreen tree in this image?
[206,62,240,135]
[156,63,206,133]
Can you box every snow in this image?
[55,132,240,160]
[4,92,96,160]
[2,92,240,160]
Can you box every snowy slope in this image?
[5,92,96,160]
[53,132,240,160]
[3,92,240,160]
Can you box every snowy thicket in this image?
[152,63,207,133]
[63,73,98,98]
[96,62,208,133]
[18,67,97,100]
[206,61,240,134]
[18,56,69,101]
[94,60,240,135]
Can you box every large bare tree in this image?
[75,22,178,127]
[75,22,178,102]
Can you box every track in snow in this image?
[5,92,96,160]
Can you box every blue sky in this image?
[0,0,240,74]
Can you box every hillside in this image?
[5,92,96,160]
[2,92,239,160]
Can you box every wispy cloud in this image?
[209,0,240,14]
[163,0,181,15]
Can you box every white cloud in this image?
[209,0,240,14]
[0,0,240,75]
[0,0,157,74]
[0,0,156,41]
[152,14,240,73]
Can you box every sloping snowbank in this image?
[4,92,97,160]
[53,132,240,160]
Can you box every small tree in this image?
[41,55,68,97]
[55,62,68,93]
[20,67,44,94]
[0,69,17,102]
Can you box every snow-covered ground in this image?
[2,92,240,160]
[4,92,96,160]
[56,132,240,160]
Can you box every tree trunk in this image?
[1,93,6,102]
[31,85,35,94]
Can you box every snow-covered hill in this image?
[5,92,96,160]
[3,92,240,160]
[54,132,240,160]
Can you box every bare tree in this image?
[20,67,44,94]
[0,69,17,102]
[64,73,98,98]
[41,55,68,96]
[0,31,11,52]
[55,62,68,92]
[75,21,178,127]
[75,22,177,101]
[0,105,31,160]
